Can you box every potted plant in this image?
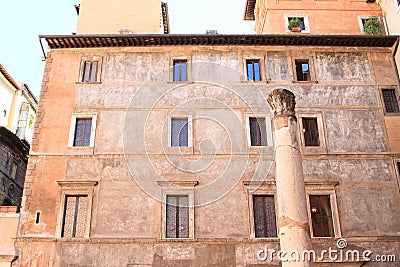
[363,18,382,35]
[288,18,302,32]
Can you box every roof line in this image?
[39,34,398,49]
[0,64,20,90]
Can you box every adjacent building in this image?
[14,0,400,266]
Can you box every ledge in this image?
[157,180,199,187]
[57,181,99,187]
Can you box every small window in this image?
[61,195,88,238]
[285,15,309,33]
[171,118,188,147]
[361,17,382,35]
[173,60,187,82]
[249,117,267,146]
[73,118,92,147]
[166,195,189,238]
[309,195,334,237]
[382,89,400,113]
[246,59,261,81]
[35,211,41,224]
[295,60,311,81]
[10,162,17,179]
[3,110,6,118]
[302,117,320,146]
[288,17,305,31]
[253,195,277,238]
[81,61,98,82]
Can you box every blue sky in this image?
[0,0,254,98]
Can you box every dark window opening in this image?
[61,195,88,238]
[397,162,400,176]
[246,59,261,81]
[166,195,189,238]
[288,17,305,31]
[295,59,311,81]
[382,89,400,113]
[171,118,188,147]
[73,118,92,147]
[82,61,98,82]
[253,195,277,238]
[173,60,187,82]
[35,211,41,224]
[309,195,334,237]
[302,117,320,146]
[249,117,267,146]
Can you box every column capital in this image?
[267,89,296,118]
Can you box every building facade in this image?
[244,0,385,35]
[14,0,400,266]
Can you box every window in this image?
[81,61,98,82]
[166,195,189,238]
[295,60,311,81]
[302,117,320,146]
[246,59,261,81]
[68,113,97,148]
[309,195,334,237]
[73,118,92,147]
[253,195,277,238]
[56,181,97,238]
[10,162,17,179]
[173,60,187,82]
[382,89,400,113]
[360,17,382,35]
[249,117,267,146]
[171,117,189,147]
[285,15,310,33]
[61,195,89,238]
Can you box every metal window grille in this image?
[246,60,261,81]
[73,118,92,147]
[382,89,400,113]
[171,118,188,147]
[173,60,187,82]
[61,195,88,238]
[309,195,334,237]
[295,60,310,81]
[302,117,320,146]
[166,195,189,238]
[82,61,98,82]
[249,117,267,146]
[253,195,277,238]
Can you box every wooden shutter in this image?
[253,195,277,238]
[166,195,189,238]
[61,195,88,238]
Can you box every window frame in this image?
[284,14,310,33]
[305,183,341,238]
[56,181,98,239]
[246,59,262,81]
[380,87,400,115]
[68,113,97,148]
[169,56,192,82]
[78,56,103,83]
[358,16,383,35]
[158,181,197,239]
[291,57,316,82]
[252,194,278,238]
[298,112,327,154]
[167,115,193,147]
[242,55,266,82]
[245,114,273,147]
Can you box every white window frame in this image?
[298,112,327,154]
[241,54,266,82]
[157,181,198,239]
[169,56,192,82]
[167,114,193,147]
[284,14,310,33]
[55,181,98,238]
[78,55,103,83]
[245,113,273,147]
[68,113,97,148]
[358,16,383,34]
[243,181,278,239]
[305,183,341,238]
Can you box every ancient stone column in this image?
[267,89,313,266]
